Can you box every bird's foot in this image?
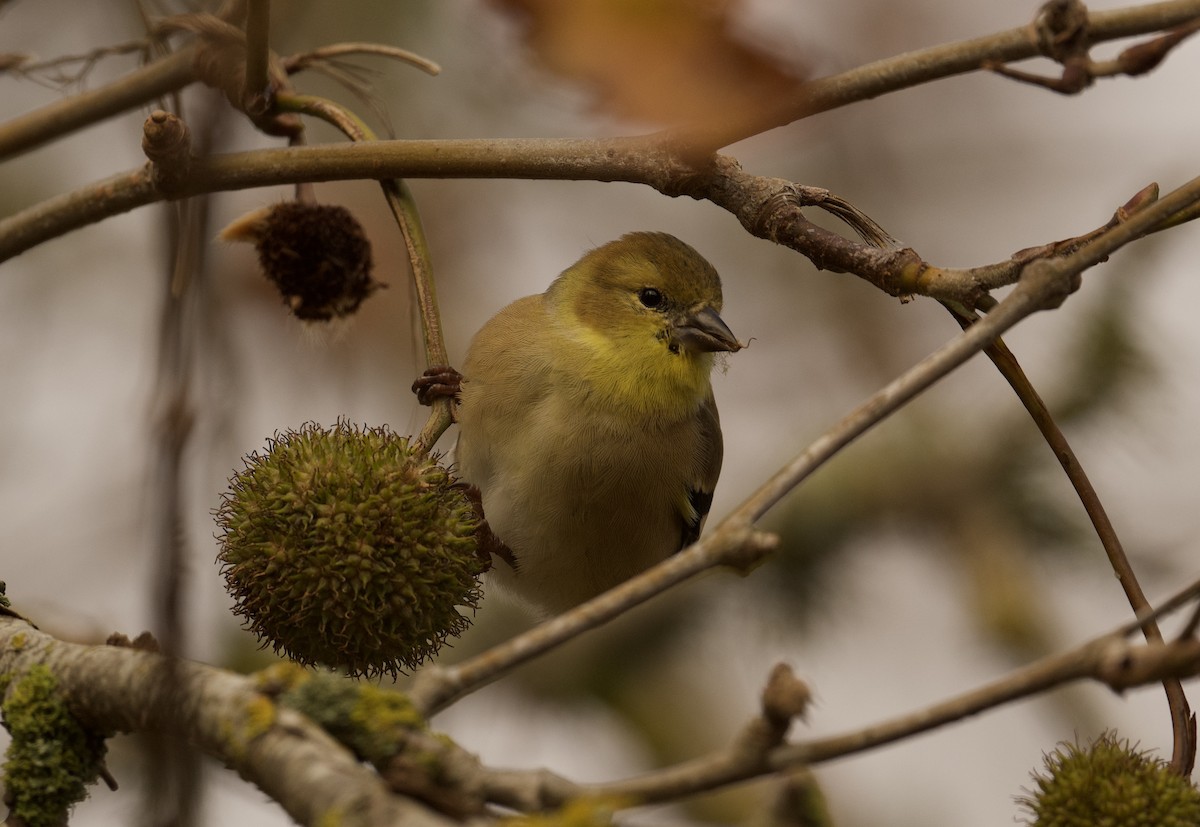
[412,365,463,406]
[456,482,519,572]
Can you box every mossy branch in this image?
[0,617,458,827]
[4,585,1198,818]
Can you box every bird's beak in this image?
[673,306,743,354]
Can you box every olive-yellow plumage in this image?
[454,232,741,615]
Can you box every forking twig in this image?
[575,577,1200,806]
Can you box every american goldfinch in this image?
[418,232,741,616]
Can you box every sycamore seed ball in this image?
[215,421,483,677]
[219,201,384,321]
[1019,731,1200,827]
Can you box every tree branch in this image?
[666,0,1200,153]
[943,302,1195,772]
[3,572,1198,821]
[4,138,1195,318]
[0,46,198,161]
[580,577,1200,806]
[2,0,1197,308]
[0,617,457,827]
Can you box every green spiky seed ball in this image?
[1019,731,1200,826]
[216,420,483,676]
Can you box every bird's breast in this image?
[469,399,699,614]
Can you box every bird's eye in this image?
[638,287,664,309]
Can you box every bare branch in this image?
[580,578,1200,806]
[408,523,778,715]
[662,0,1200,154]
[943,303,1195,772]
[5,138,1194,316]
[0,46,197,161]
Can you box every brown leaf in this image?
[490,0,805,125]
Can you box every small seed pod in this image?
[221,202,384,321]
[216,420,483,676]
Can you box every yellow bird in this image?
[417,232,741,616]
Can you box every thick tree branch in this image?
[3,138,1194,316]
[4,582,1196,820]
[0,617,457,827]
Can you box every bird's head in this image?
[548,232,742,412]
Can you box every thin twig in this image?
[242,0,271,113]
[584,579,1200,805]
[663,0,1200,154]
[2,39,152,88]
[943,302,1196,773]
[145,156,206,827]
[273,93,455,452]
[0,46,197,161]
[282,42,441,77]
[410,522,775,715]
[472,576,1200,810]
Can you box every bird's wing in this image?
[680,391,723,550]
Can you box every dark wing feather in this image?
[680,391,723,550]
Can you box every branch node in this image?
[731,663,812,768]
[720,528,779,575]
[163,13,301,137]
[1032,0,1091,61]
[141,110,192,193]
[1017,257,1082,311]
[1097,637,1137,693]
